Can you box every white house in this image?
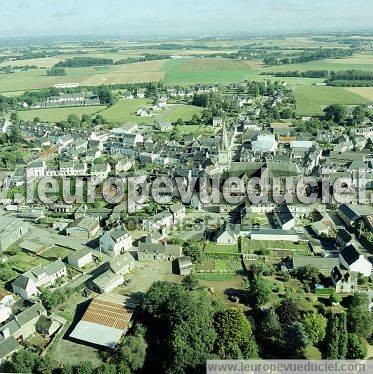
[275,204,295,231]
[251,135,278,155]
[91,163,111,180]
[143,211,173,232]
[68,249,93,269]
[0,292,14,324]
[106,252,136,275]
[339,244,372,277]
[12,260,67,299]
[26,161,46,179]
[170,203,186,223]
[99,225,133,256]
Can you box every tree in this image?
[338,313,348,359]
[8,349,38,373]
[325,313,348,359]
[275,299,301,326]
[350,105,365,126]
[10,112,19,123]
[214,308,257,359]
[95,86,114,105]
[259,308,283,344]
[67,113,80,127]
[118,327,147,372]
[95,363,117,374]
[183,241,204,263]
[247,275,271,307]
[323,104,347,124]
[93,114,106,126]
[329,292,342,304]
[61,364,74,374]
[302,312,327,345]
[325,314,339,359]
[284,322,308,357]
[74,361,93,374]
[292,265,320,286]
[9,122,21,143]
[138,281,218,373]
[347,293,373,339]
[347,333,367,359]
[35,355,54,374]
[181,274,199,290]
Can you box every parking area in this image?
[113,260,182,295]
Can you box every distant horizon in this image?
[1,0,373,39]
[1,28,373,43]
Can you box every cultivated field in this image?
[293,86,366,116]
[344,87,373,101]
[18,105,104,122]
[0,61,166,93]
[100,98,154,123]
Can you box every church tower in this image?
[218,123,231,173]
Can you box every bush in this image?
[329,292,342,303]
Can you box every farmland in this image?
[18,105,104,122]
[293,85,367,116]
[344,87,373,101]
[162,104,202,122]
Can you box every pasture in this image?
[162,58,262,84]
[18,105,104,122]
[0,61,166,93]
[344,87,373,101]
[100,98,155,123]
[162,104,202,122]
[293,86,366,116]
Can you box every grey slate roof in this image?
[340,244,361,265]
[0,336,20,361]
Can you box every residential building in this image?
[99,225,133,256]
[339,244,372,277]
[12,260,67,299]
[178,256,193,275]
[0,218,28,251]
[68,249,93,268]
[65,217,100,238]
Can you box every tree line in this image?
[263,48,354,66]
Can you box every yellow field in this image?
[0,60,166,92]
[344,87,373,101]
[0,57,63,68]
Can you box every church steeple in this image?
[221,122,229,151]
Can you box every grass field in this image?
[344,87,373,101]
[174,124,213,135]
[293,86,367,116]
[0,61,166,92]
[100,98,154,123]
[18,105,104,122]
[162,58,262,84]
[162,105,202,122]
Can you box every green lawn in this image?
[8,251,49,273]
[18,105,104,122]
[100,98,155,123]
[162,105,202,122]
[43,246,73,260]
[205,242,239,253]
[294,85,367,116]
[246,240,311,256]
[174,124,213,136]
[162,58,261,84]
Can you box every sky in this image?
[0,0,372,38]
